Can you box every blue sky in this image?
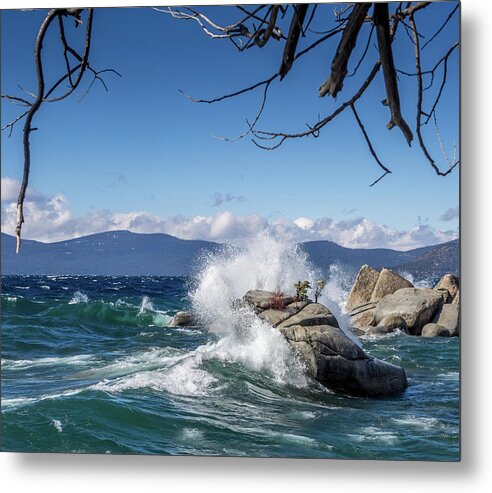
[1,3,460,248]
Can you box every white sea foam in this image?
[349,426,399,445]
[69,291,89,304]
[1,388,84,411]
[392,415,440,430]
[91,353,217,396]
[138,296,155,314]
[3,354,94,370]
[138,296,172,326]
[400,271,433,289]
[52,419,63,432]
[182,428,204,440]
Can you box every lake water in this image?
[1,273,459,460]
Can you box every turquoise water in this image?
[1,275,459,460]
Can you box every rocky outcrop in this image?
[169,311,196,327]
[346,265,413,312]
[346,267,460,338]
[243,290,408,398]
[434,274,460,301]
[370,269,413,302]
[433,303,460,336]
[346,265,380,311]
[243,290,295,312]
[277,303,339,329]
[421,323,450,338]
[347,302,377,333]
[373,288,443,335]
[453,290,460,304]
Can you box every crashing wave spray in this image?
[189,232,322,387]
[91,233,358,396]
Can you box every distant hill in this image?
[392,240,460,282]
[300,239,459,283]
[1,231,221,276]
[1,231,459,281]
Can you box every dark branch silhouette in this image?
[2,8,120,252]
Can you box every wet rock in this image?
[243,290,294,312]
[258,307,296,328]
[366,325,393,336]
[243,290,408,398]
[421,323,451,337]
[277,303,339,329]
[169,311,196,327]
[434,303,460,336]
[280,324,407,397]
[379,314,408,333]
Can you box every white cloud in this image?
[0,177,458,249]
[440,206,459,222]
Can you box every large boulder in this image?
[373,288,443,335]
[243,290,408,398]
[346,265,380,311]
[434,274,460,301]
[277,303,339,329]
[434,303,460,336]
[348,302,377,332]
[258,307,297,328]
[169,311,196,327]
[379,314,408,333]
[370,269,413,303]
[452,289,460,305]
[279,324,407,397]
[243,290,294,312]
[366,315,408,336]
[421,323,450,338]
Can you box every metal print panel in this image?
[1,2,460,460]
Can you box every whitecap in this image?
[392,415,440,430]
[2,388,85,411]
[3,354,94,370]
[348,426,399,445]
[69,291,89,304]
[52,419,63,432]
[91,356,217,397]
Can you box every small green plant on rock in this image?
[294,280,311,302]
[314,279,327,303]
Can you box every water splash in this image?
[187,231,319,387]
[69,291,89,304]
[138,296,171,326]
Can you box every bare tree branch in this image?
[279,4,309,79]
[374,2,413,145]
[16,9,62,253]
[350,103,392,185]
[319,3,371,97]
[422,2,459,50]
[409,13,459,177]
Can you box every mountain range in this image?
[1,231,459,282]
